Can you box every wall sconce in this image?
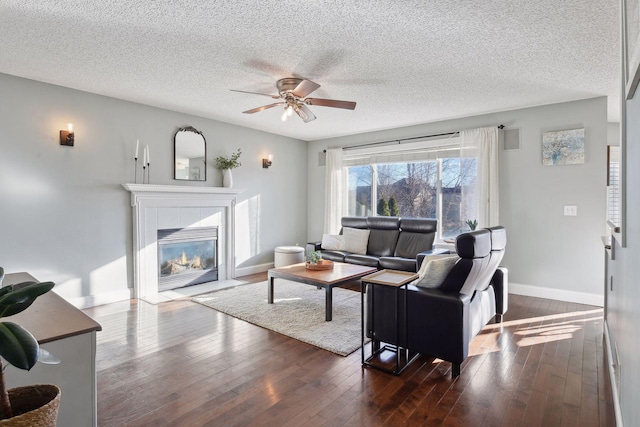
[263,154,273,169]
[60,123,74,147]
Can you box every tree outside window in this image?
[346,157,477,239]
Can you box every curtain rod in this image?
[323,124,504,152]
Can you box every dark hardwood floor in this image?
[84,273,615,426]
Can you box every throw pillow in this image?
[321,234,343,251]
[415,255,459,289]
[340,227,370,255]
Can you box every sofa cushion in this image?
[340,227,370,254]
[344,254,380,268]
[341,216,369,230]
[415,255,459,289]
[473,226,507,293]
[321,234,343,251]
[438,258,474,293]
[446,230,492,295]
[365,216,400,256]
[379,256,417,272]
[400,218,437,233]
[455,230,491,259]
[488,226,507,251]
[367,229,400,257]
[394,232,436,259]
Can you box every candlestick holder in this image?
[146,163,150,184]
[134,157,138,183]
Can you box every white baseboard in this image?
[235,262,273,278]
[509,282,603,307]
[64,262,275,309]
[64,288,134,309]
[603,321,624,426]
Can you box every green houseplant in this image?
[215,148,242,188]
[214,148,242,170]
[0,272,60,425]
[465,219,478,231]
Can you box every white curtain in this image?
[324,148,345,234]
[460,127,500,228]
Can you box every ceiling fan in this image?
[231,77,356,123]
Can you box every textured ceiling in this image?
[0,0,620,141]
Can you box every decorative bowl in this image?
[305,260,334,270]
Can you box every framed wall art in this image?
[542,128,585,166]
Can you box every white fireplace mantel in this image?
[123,184,244,203]
[122,184,244,301]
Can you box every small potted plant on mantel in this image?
[215,148,242,188]
[0,267,60,426]
[465,219,478,231]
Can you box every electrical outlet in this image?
[564,205,577,216]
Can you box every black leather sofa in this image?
[366,226,508,377]
[308,216,445,272]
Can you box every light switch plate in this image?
[564,205,577,216]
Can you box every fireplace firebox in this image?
[157,227,218,291]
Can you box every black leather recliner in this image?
[366,226,508,377]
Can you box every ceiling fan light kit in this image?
[231,77,356,123]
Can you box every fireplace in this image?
[157,227,218,291]
[123,184,242,302]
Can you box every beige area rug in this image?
[191,280,363,356]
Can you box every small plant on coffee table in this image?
[307,250,322,264]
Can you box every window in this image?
[347,166,373,217]
[607,145,621,228]
[344,137,478,240]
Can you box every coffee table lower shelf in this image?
[361,269,421,375]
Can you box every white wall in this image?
[308,97,607,305]
[0,73,308,307]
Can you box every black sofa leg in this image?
[452,363,460,378]
[495,314,503,323]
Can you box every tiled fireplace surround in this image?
[123,184,243,303]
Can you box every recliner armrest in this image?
[367,285,472,364]
[416,247,452,268]
[306,242,322,254]
[408,288,472,364]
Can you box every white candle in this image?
[135,139,139,159]
[146,145,150,165]
[143,146,147,165]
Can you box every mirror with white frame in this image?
[174,126,206,181]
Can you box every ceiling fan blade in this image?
[295,104,316,123]
[230,89,280,99]
[242,102,284,114]
[305,98,356,110]
[292,79,320,98]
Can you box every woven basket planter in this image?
[0,385,60,427]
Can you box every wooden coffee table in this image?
[267,262,377,321]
